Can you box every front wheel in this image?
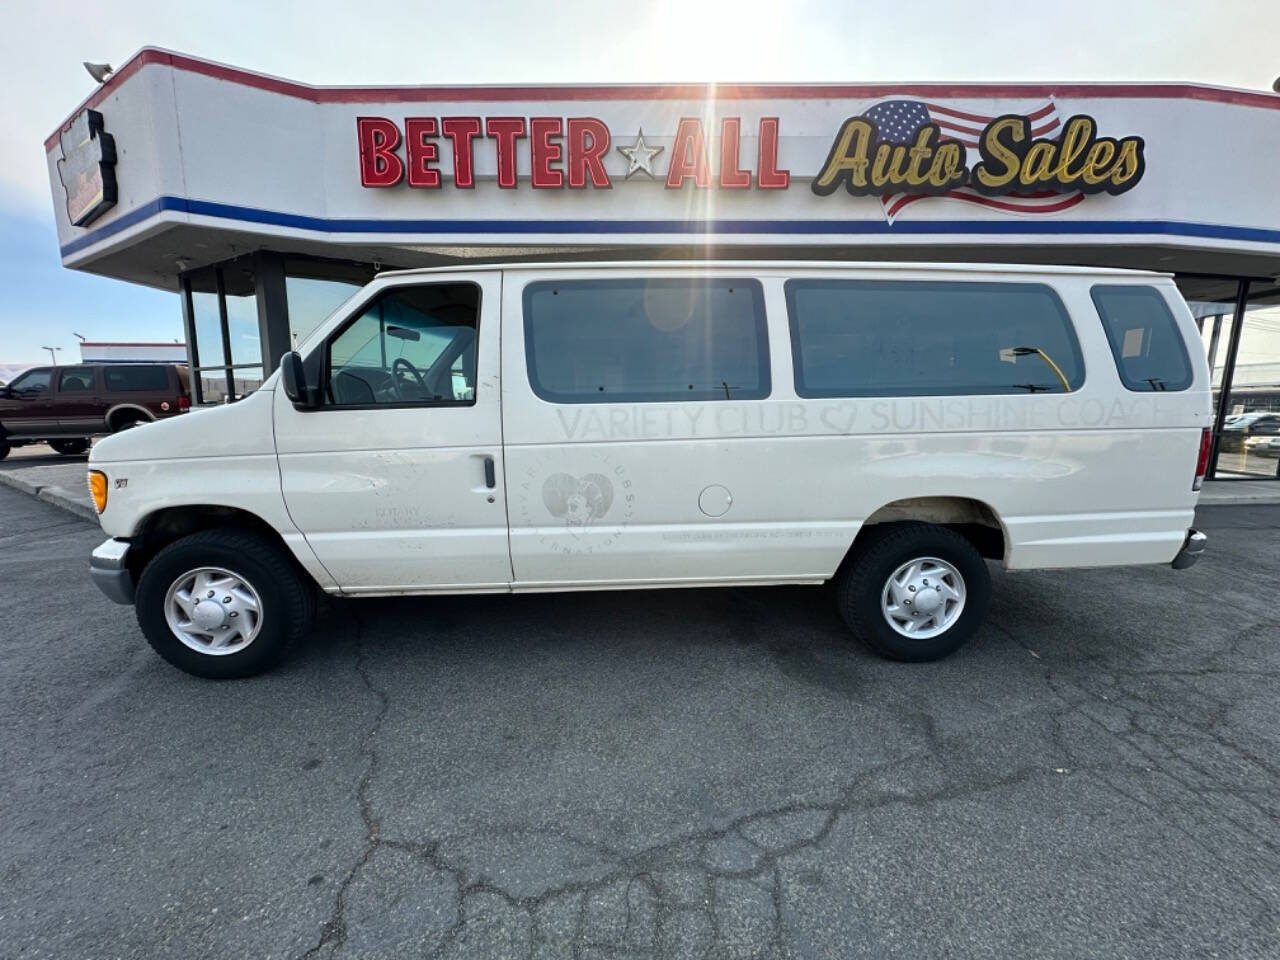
[134,529,316,678]
[836,523,991,662]
[50,438,90,456]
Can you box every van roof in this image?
[374,260,1171,280]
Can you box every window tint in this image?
[785,279,1084,397]
[9,369,51,396]
[523,278,769,403]
[325,283,479,407]
[57,367,97,393]
[103,365,170,392]
[1091,285,1193,392]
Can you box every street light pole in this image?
[40,345,61,365]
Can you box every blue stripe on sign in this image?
[59,194,1280,258]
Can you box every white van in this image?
[86,262,1212,678]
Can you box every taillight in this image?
[177,395,190,412]
[1193,428,1212,491]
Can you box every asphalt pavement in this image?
[1,484,1278,959]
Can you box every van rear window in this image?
[1090,285,1193,392]
[785,279,1084,397]
[104,365,170,392]
[523,278,769,403]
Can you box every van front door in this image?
[274,274,511,593]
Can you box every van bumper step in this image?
[1171,529,1207,570]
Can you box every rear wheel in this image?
[134,529,316,679]
[49,438,90,456]
[836,522,991,662]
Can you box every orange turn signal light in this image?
[88,470,108,514]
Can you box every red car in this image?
[0,363,190,458]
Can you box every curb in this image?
[1199,494,1280,507]
[0,471,98,523]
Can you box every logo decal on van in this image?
[516,451,636,555]
[543,473,613,526]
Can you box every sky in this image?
[2,0,1279,367]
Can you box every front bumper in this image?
[90,538,135,604]
[1171,529,1207,570]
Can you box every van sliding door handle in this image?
[483,456,496,489]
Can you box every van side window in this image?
[1090,285,1193,392]
[785,280,1084,397]
[523,278,769,403]
[103,365,168,391]
[324,283,480,407]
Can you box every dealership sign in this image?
[57,108,118,227]
[357,100,1144,223]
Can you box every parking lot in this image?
[1,483,1278,959]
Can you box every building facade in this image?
[45,48,1280,478]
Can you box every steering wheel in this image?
[390,357,428,401]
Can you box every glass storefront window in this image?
[191,288,225,369]
[223,260,261,367]
[183,255,379,406]
[184,260,258,405]
[1176,276,1237,404]
[285,258,377,348]
[1217,284,1280,479]
[287,276,364,347]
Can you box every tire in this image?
[0,441,9,461]
[134,529,316,679]
[836,522,991,662]
[50,438,90,456]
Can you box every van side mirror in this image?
[280,351,319,409]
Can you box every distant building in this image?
[79,342,187,363]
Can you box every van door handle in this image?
[483,456,496,489]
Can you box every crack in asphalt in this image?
[294,639,1164,960]
[299,612,389,960]
[290,574,1280,959]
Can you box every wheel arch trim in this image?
[105,403,156,430]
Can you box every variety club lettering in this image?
[355,107,1144,207]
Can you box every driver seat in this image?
[331,369,377,405]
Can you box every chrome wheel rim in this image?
[163,566,263,656]
[880,557,966,639]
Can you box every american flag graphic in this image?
[862,99,1085,223]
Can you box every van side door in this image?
[274,273,510,593]
[501,269,832,588]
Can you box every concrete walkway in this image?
[0,446,96,521]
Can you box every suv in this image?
[0,363,190,458]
